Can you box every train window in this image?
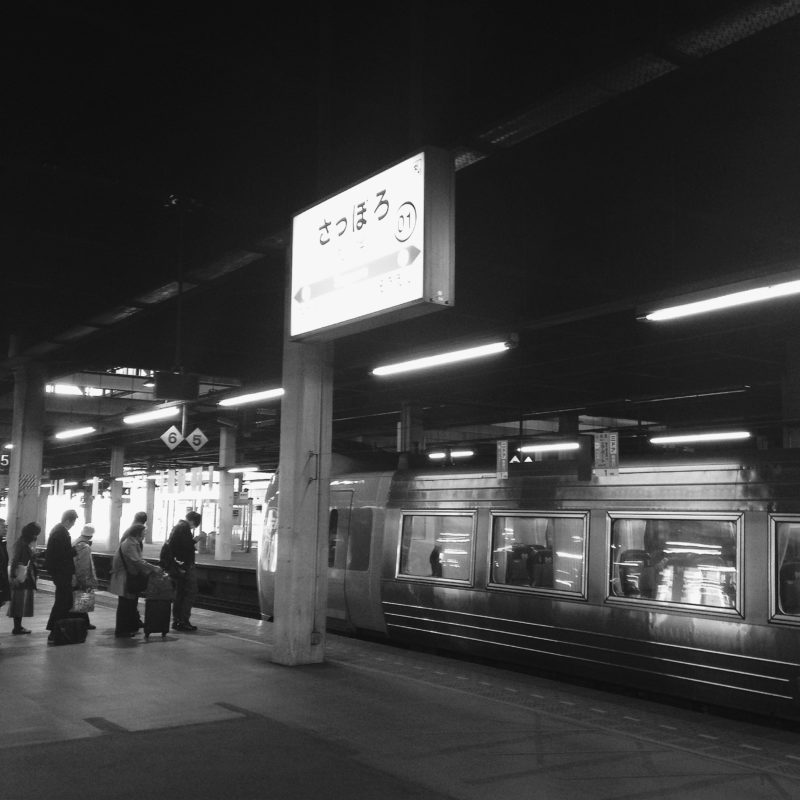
[347,508,373,571]
[398,513,474,582]
[774,519,800,616]
[490,513,586,594]
[329,505,373,571]
[609,516,738,609]
[328,508,343,568]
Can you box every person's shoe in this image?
[87,624,97,630]
[114,632,136,638]
[47,633,54,642]
[171,621,181,630]
[12,627,31,635]
[182,622,198,631]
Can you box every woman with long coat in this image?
[108,522,160,638]
[6,522,41,635]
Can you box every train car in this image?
[258,447,800,722]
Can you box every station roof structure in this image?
[3,1,800,484]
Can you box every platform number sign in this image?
[161,425,183,450]
[0,450,9,475]
[187,428,208,451]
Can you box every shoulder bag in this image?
[13,562,28,584]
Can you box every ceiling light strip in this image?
[373,341,511,377]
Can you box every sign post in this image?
[273,149,455,666]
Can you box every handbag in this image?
[119,548,150,596]
[71,589,96,613]
[13,562,28,584]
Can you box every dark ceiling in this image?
[3,1,800,480]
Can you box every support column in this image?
[397,403,424,468]
[108,446,124,549]
[272,337,333,666]
[145,478,156,543]
[7,361,45,548]
[215,426,235,561]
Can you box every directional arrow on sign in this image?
[294,245,421,304]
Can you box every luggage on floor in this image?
[145,570,175,602]
[144,598,172,639]
[52,617,88,645]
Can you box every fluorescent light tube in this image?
[373,341,510,376]
[649,431,751,444]
[54,426,96,440]
[518,442,580,453]
[218,388,284,407]
[123,407,180,425]
[645,279,800,321]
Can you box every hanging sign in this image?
[186,428,208,451]
[161,425,183,450]
[290,148,454,340]
[593,432,619,474]
[496,440,509,480]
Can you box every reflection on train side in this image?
[399,513,475,582]
[490,513,587,594]
[610,516,738,609]
[776,518,800,615]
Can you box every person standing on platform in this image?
[166,510,201,631]
[6,521,41,635]
[109,522,160,638]
[0,519,11,636]
[72,524,98,630]
[45,509,78,642]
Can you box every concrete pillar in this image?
[108,446,125,549]
[7,361,45,549]
[83,489,94,524]
[144,478,156,543]
[215,426,235,561]
[272,337,333,666]
[397,403,424,467]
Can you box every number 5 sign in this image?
[187,428,208,451]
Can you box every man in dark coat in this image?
[0,519,11,624]
[45,509,78,640]
[165,510,201,631]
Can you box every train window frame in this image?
[395,509,477,585]
[487,510,589,598]
[606,511,742,616]
[770,515,800,624]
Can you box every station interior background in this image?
[2,2,800,545]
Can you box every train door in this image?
[327,490,376,631]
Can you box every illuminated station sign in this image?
[290,148,454,340]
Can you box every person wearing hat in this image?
[72,524,98,630]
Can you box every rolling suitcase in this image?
[144,598,172,639]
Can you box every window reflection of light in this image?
[555,551,582,559]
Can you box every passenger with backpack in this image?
[162,510,201,632]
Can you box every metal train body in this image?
[258,448,800,722]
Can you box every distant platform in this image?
[92,542,259,570]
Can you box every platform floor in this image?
[3,585,800,800]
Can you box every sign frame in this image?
[289,147,455,341]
